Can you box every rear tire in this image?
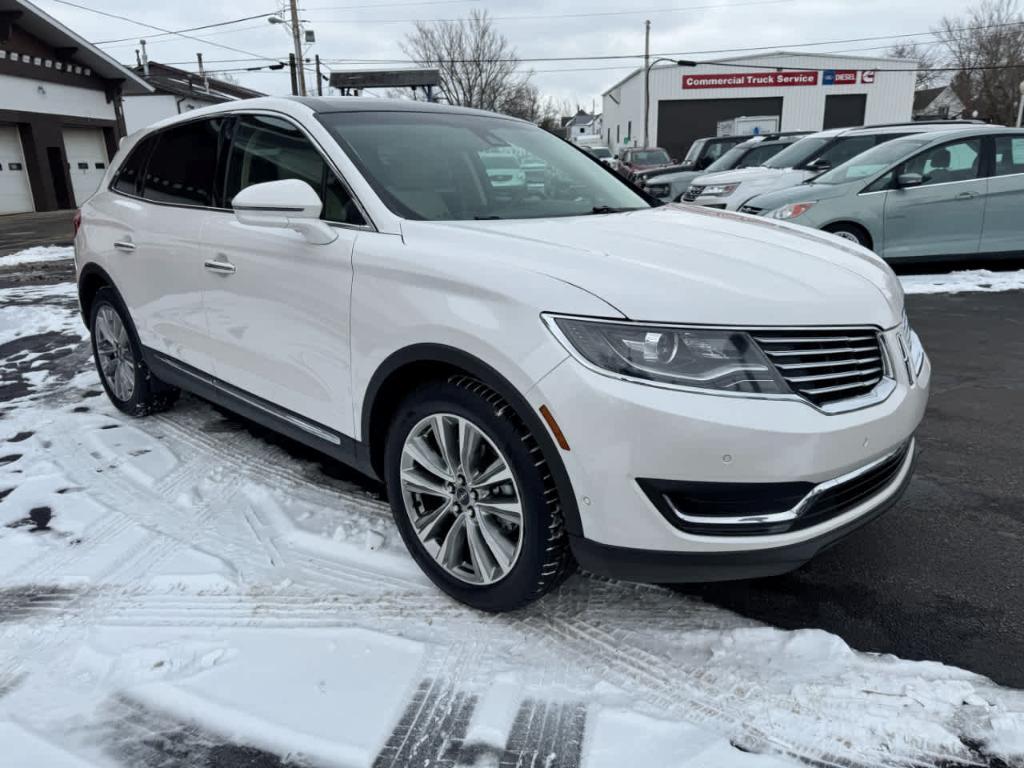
[824,223,871,249]
[89,286,179,417]
[384,376,573,611]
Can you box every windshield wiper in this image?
[590,205,635,214]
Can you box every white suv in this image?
[74,98,930,611]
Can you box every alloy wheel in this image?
[95,305,136,402]
[399,413,524,585]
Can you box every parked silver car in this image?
[742,128,1023,260]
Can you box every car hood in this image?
[747,181,861,212]
[644,169,702,186]
[403,206,902,328]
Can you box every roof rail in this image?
[849,119,986,130]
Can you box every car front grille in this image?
[739,204,764,215]
[751,328,886,406]
[683,185,703,202]
[646,184,670,197]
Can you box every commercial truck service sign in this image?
[682,71,820,89]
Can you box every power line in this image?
[306,0,794,25]
[94,12,278,45]
[41,0,283,63]
[317,20,1024,65]
[306,0,478,9]
[99,22,274,52]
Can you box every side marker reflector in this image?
[539,405,570,451]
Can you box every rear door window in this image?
[223,114,365,226]
[142,118,225,207]
[814,135,875,169]
[112,135,157,197]
[993,136,1024,177]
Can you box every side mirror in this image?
[231,179,337,245]
[806,158,832,172]
[897,172,924,188]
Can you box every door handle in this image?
[955,191,978,200]
[204,259,236,275]
[113,240,135,252]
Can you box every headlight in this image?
[550,317,787,394]
[768,202,816,220]
[700,183,739,197]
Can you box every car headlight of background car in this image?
[696,182,739,198]
[768,202,816,220]
[550,317,786,394]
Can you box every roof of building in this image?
[1,0,152,94]
[565,110,596,128]
[912,85,961,112]
[132,62,265,102]
[602,49,917,96]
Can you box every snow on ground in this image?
[1,267,1024,768]
[901,269,1024,295]
[0,244,74,266]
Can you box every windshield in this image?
[683,140,705,163]
[763,136,830,169]
[813,138,932,184]
[319,111,650,221]
[629,149,671,165]
[587,147,612,158]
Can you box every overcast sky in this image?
[36,0,976,108]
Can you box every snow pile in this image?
[901,268,1024,295]
[0,245,73,266]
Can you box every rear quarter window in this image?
[112,136,157,197]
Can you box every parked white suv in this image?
[75,98,930,611]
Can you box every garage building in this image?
[0,0,152,215]
[602,51,917,161]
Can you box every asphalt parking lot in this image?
[683,287,1024,689]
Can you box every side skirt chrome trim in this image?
[153,352,342,446]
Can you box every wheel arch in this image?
[77,263,120,325]
[361,344,583,537]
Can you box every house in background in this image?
[564,109,603,143]
[123,61,265,134]
[913,85,966,121]
[0,0,152,214]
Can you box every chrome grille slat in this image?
[774,355,881,371]
[787,367,882,384]
[752,327,886,406]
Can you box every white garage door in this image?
[63,127,109,207]
[0,125,35,215]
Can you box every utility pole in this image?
[1017,80,1024,128]
[315,54,323,96]
[288,53,298,96]
[288,0,307,96]
[196,52,208,92]
[642,20,651,148]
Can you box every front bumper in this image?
[526,329,930,580]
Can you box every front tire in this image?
[89,286,179,417]
[824,223,871,249]
[384,377,573,611]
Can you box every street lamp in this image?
[643,57,696,149]
[1017,80,1024,128]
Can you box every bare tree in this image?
[935,0,1024,123]
[886,41,943,89]
[402,9,536,117]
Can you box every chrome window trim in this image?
[665,437,915,528]
[541,313,898,415]
[107,107,377,233]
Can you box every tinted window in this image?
[814,138,931,185]
[629,150,670,165]
[764,136,830,168]
[142,118,224,206]
[903,138,982,186]
[112,135,157,196]
[993,136,1024,177]
[225,114,364,225]
[815,135,876,169]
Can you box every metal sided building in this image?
[601,51,918,162]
